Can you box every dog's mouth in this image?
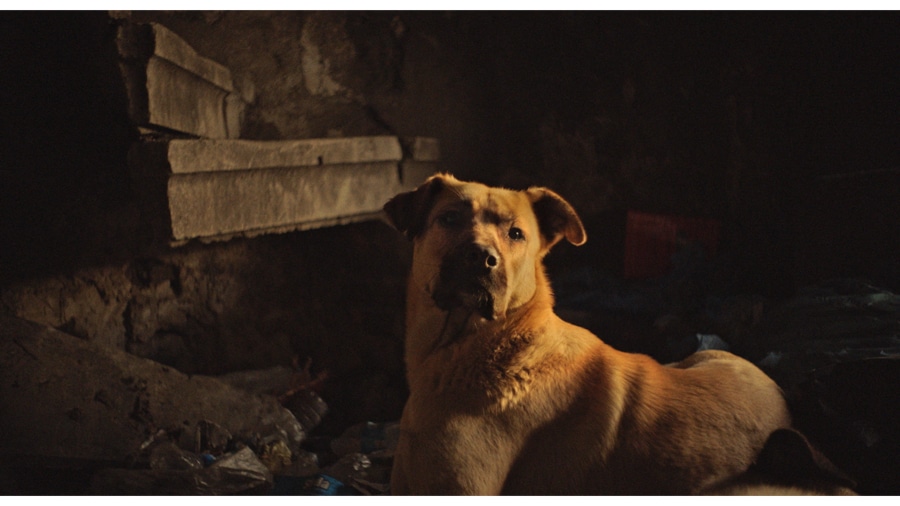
[432,280,496,320]
[431,242,506,321]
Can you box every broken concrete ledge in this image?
[133,136,404,175]
[0,314,303,466]
[117,21,244,139]
[128,136,437,245]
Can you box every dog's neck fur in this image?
[404,259,565,408]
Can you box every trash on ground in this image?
[91,447,273,495]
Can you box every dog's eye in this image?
[508,227,525,241]
[438,210,462,228]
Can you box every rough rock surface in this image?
[0,313,303,465]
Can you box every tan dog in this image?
[383,173,791,495]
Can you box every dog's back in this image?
[501,329,791,494]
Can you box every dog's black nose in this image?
[466,243,499,271]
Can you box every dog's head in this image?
[384,173,586,321]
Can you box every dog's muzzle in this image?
[432,242,503,320]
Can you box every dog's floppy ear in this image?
[527,187,587,249]
[383,174,448,239]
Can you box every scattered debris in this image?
[695,333,730,352]
[91,447,273,495]
[330,421,400,458]
[259,439,293,473]
[149,441,203,471]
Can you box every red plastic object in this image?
[623,211,720,279]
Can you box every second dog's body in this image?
[384,174,792,494]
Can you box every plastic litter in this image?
[757,351,783,369]
[284,388,328,435]
[695,333,730,352]
[236,406,307,455]
[280,449,320,477]
[330,421,400,458]
[91,447,273,495]
[259,439,293,472]
[300,474,357,495]
[296,452,391,495]
[193,419,232,455]
[149,441,204,471]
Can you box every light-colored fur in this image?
[383,174,792,495]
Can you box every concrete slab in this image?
[402,136,441,162]
[129,136,437,245]
[167,161,404,240]
[160,136,403,174]
[117,22,243,139]
[127,136,437,244]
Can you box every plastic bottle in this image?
[149,441,204,471]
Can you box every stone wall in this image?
[116,11,899,290]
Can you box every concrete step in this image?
[128,136,438,245]
[117,21,245,139]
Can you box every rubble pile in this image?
[0,314,397,495]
